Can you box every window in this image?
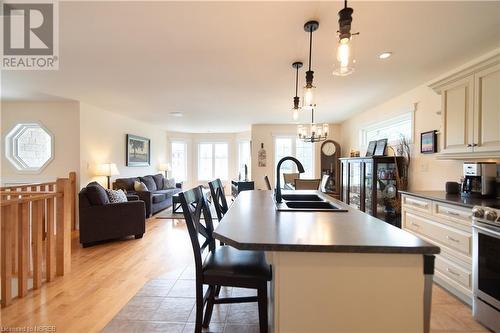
[171,141,187,182]
[274,136,315,181]
[198,142,229,181]
[360,112,413,147]
[5,123,54,172]
[238,141,251,179]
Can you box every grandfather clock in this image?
[320,140,341,198]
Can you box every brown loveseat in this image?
[79,181,145,247]
[113,174,182,217]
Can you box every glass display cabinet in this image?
[340,156,405,226]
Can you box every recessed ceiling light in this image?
[168,111,183,117]
[379,52,392,59]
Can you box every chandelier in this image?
[297,108,329,143]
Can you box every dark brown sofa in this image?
[113,174,182,217]
[79,182,146,247]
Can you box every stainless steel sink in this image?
[285,201,343,211]
[281,194,323,202]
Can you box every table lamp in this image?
[97,163,119,189]
[159,163,172,178]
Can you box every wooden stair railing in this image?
[0,171,76,307]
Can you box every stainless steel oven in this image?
[472,206,500,332]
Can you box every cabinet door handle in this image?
[412,202,427,208]
[447,268,460,276]
[446,235,460,243]
[473,143,478,147]
[411,222,420,228]
[467,144,472,147]
[445,210,460,216]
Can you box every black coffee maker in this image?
[461,162,497,197]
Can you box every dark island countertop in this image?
[400,190,500,209]
[213,190,439,254]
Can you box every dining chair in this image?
[264,176,272,190]
[294,178,321,190]
[283,172,299,187]
[179,186,271,333]
[208,178,228,222]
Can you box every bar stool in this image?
[179,186,271,333]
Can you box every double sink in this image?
[275,193,348,212]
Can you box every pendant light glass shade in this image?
[333,0,358,77]
[303,84,316,109]
[333,36,355,76]
[292,107,299,121]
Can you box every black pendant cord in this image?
[311,108,314,124]
[344,0,347,9]
[295,65,299,97]
[308,28,313,71]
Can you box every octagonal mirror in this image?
[5,123,54,172]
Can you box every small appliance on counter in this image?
[471,206,500,332]
[462,162,497,198]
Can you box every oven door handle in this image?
[473,224,500,238]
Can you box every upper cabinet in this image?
[430,54,500,159]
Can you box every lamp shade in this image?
[97,163,119,176]
[159,163,172,172]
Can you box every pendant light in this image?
[291,61,303,121]
[333,0,359,76]
[303,20,319,110]
[297,108,329,143]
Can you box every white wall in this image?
[339,51,500,191]
[166,131,251,191]
[79,103,168,188]
[251,123,342,190]
[1,101,80,185]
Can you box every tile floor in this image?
[102,265,261,333]
[102,262,489,333]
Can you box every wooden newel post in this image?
[69,172,77,230]
[56,177,72,276]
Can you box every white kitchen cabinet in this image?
[473,63,500,154]
[430,54,500,159]
[401,194,473,304]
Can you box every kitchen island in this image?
[213,190,440,333]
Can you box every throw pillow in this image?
[140,176,157,192]
[152,174,165,190]
[163,178,176,189]
[134,181,148,192]
[106,189,128,203]
[86,182,110,205]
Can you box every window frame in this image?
[5,122,55,173]
[359,111,414,149]
[170,140,188,182]
[197,141,229,181]
[237,140,251,179]
[273,135,315,179]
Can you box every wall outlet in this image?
[420,162,429,172]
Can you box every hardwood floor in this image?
[0,217,489,333]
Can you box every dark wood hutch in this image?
[340,156,405,226]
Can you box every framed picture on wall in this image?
[126,134,151,166]
[420,130,437,154]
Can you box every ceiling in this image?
[2,1,500,132]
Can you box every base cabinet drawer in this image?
[404,211,471,256]
[433,203,472,226]
[435,255,471,289]
[402,195,432,214]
